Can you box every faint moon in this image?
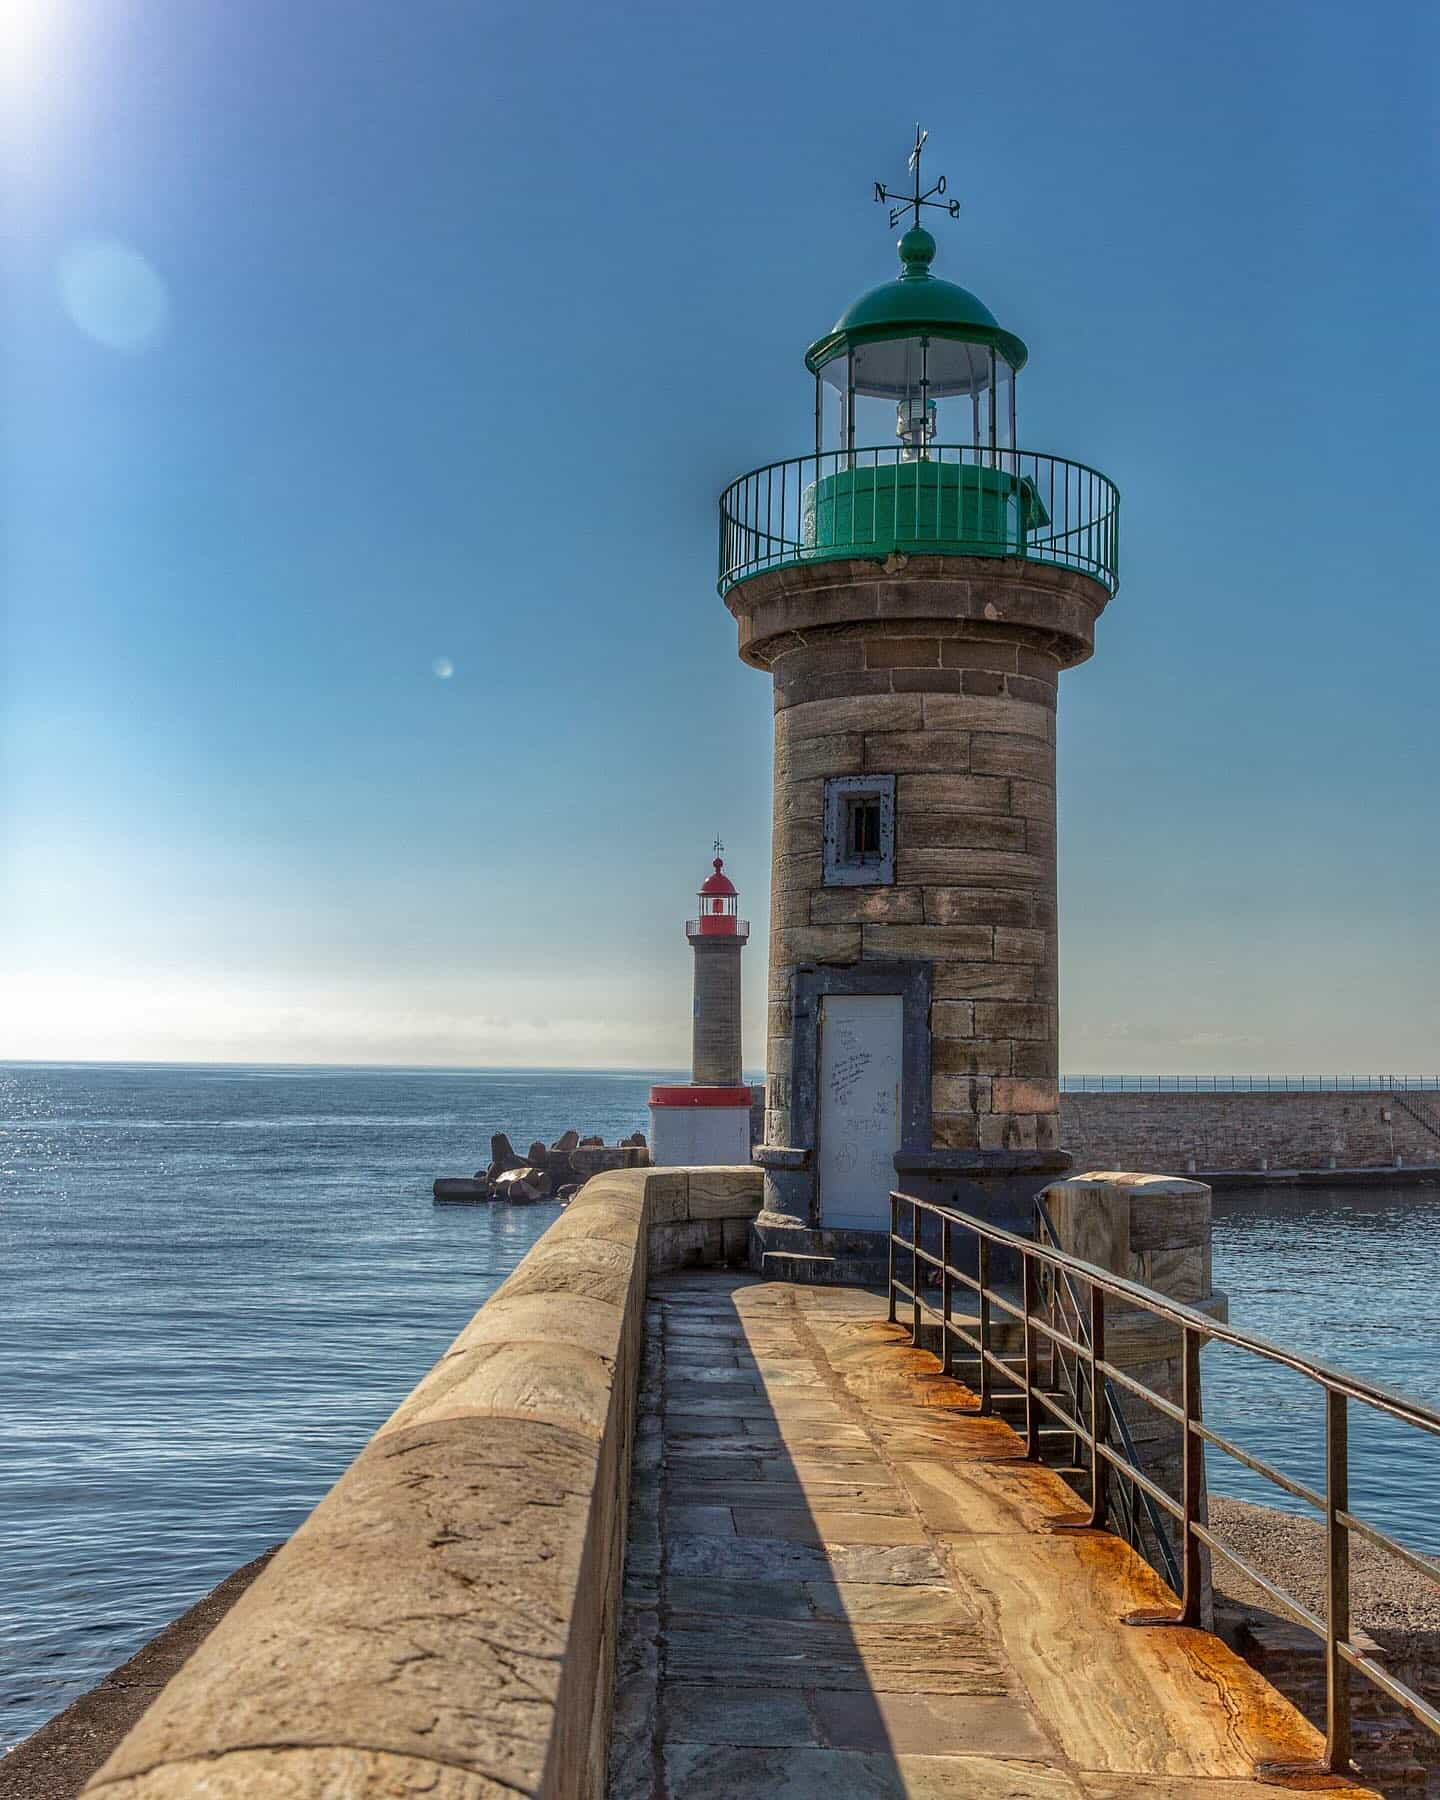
[432,657,454,679]
[58,239,169,352]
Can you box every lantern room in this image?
[807,225,1027,463]
[689,856,747,940]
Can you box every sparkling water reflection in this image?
[0,1063,661,1750]
[1207,1186,1440,1555]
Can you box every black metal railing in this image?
[887,1190,1440,1777]
[1031,1195,1182,1592]
[717,445,1119,597]
[1061,1074,1440,1092]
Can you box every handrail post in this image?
[941,1213,953,1378]
[1326,1388,1353,1774]
[1023,1253,1041,1459]
[911,1198,921,1345]
[887,1192,897,1325]
[1178,1323,1204,1627]
[1086,1283,1109,1530]
[978,1236,993,1415]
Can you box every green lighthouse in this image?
[722,128,1118,1279]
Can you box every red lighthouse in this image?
[649,845,753,1165]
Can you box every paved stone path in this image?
[609,1271,1376,1799]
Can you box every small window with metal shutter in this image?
[823,775,895,886]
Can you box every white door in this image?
[817,993,902,1229]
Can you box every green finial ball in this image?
[898,225,936,277]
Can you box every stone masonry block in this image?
[777,733,865,780]
[895,849,1050,888]
[778,694,923,742]
[925,887,1048,929]
[969,1007,1044,1066]
[859,923,993,959]
[969,734,1054,782]
[922,693,1054,741]
[930,1000,975,1038]
[933,1112,982,1149]
[933,1037,1014,1076]
[642,1170,690,1225]
[770,639,865,681]
[775,925,862,966]
[895,773,1011,815]
[992,1076,1059,1116]
[1008,779,1056,820]
[770,887,811,929]
[862,731,972,773]
[863,636,941,668]
[1011,1041,1059,1079]
[772,815,822,858]
[772,851,823,893]
[993,927,1049,963]
[939,638,1018,671]
[775,670,894,710]
[684,1167,765,1219]
[903,813,1028,851]
[932,961,1048,1002]
[933,1074,991,1114]
[809,886,924,924]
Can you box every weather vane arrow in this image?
[874,124,961,232]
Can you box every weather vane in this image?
[874,124,960,232]
[713,835,725,860]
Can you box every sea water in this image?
[0,1062,658,1750]
[3,1066,1438,1750]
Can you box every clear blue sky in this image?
[3,0,1436,1072]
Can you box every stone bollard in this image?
[1041,1172,1228,1619]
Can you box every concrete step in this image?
[758,1250,889,1289]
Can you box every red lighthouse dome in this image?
[695,855,741,936]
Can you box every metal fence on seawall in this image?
[1060,1075,1440,1093]
[887,1192,1440,1779]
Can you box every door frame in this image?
[789,958,933,1228]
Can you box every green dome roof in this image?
[805,227,1028,375]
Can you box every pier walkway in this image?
[610,1270,1377,1799]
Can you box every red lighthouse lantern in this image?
[693,856,742,937]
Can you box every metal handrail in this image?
[1061,1074,1440,1092]
[886,1190,1440,1778]
[1032,1195,1182,1593]
[717,444,1119,597]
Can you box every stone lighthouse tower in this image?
[648,847,753,1165]
[719,130,1118,1274]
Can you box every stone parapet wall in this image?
[80,1165,762,1800]
[1062,1090,1440,1175]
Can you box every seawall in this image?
[76,1164,764,1800]
[1061,1089,1440,1180]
